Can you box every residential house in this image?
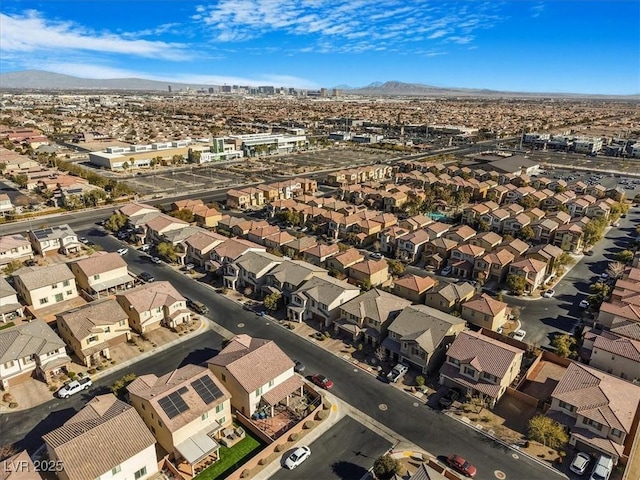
[43,394,157,480]
[283,236,318,259]
[246,225,281,245]
[70,252,135,297]
[127,365,231,476]
[0,319,71,389]
[526,244,564,276]
[191,205,224,228]
[378,226,410,255]
[12,264,78,311]
[116,281,190,334]
[207,238,265,272]
[553,223,585,253]
[448,244,485,279]
[582,330,640,382]
[548,362,640,463]
[117,201,160,220]
[334,289,411,345]
[586,201,612,221]
[303,243,340,267]
[28,224,81,255]
[208,334,302,418]
[223,251,283,293]
[145,214,190,245]
[531,218,559,244]
[399,215,432,232]
[422,237,458,270]
[0,450,43,479]
[261,259,328,304]
[226,187,264,209]
[184,230,227,267]
[215,215,247,235]
[444,225,477,244]
[461,294,509,331]
[502,213,531,237]
[469,231,503,252]
[597,302,640,331]
[502,238,530,259]
[393,274,436,304]
[287,276,361,327]
[347,259,390,288]
[56,299,131,366]
[425,222,451,240]
[425,282,476,314]
[263,230,296,252]
[462,202,499,226]
[439,330,525,408]
[0,277,24,323]
[508,258,548,293]
[397,229,430,263]
[383,305,466,374]
[0,234,33,265]
[473,248,515,284]
[325,248,364,275]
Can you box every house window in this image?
[584,418,603,431]
[52,283,58,289]
[611,429,622,438]
[269,379,274,388]
[463,366,476,377]
[449,358,460,366]
[93,274,100,280]
[66,290,73,296]
[112,465,121,475]
[88,335,98,344]
[54,293,64,302]
[119,320,125,326]
[202,412,209,421]
[134,467,147,480]
[63,280,70,287]
[482,372,497,383]
[255,386,263,396]
[39,298,49,305]
[558,401,576,413]
[104,327,110,333]
[221,373,226,382]
[4,360,15,369]
[216,404,224,414]
[219,416,226,425]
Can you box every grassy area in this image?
[195,432,263,480]
[0,322,15,331]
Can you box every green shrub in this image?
[67,371,77,379]
[303,420,315,429]
[274,444,285,452]
[9,402,18,408]
[288,433,300,442]
[88,368,97,374]
[317,410,329,421]
[240,469,251,478]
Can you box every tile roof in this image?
[42,394,155,480]
[213,238,264,260]
[393,274,435,293]
[389,304,465,353]
[348,258,388,275]
[0,319,66,363]
[339,289,411,324]
[185,230,226,251]
[0,234,30,254]
[117,281,185,313]
[117,201,158,217]
[71,252,127,277]
[446,330,524,378]
[463,293,508,317]
[294,275,360,304]
[0,449,42,480]
[56,299,129,340]
[331,248,364,267]
[127,364,230,433]
[266,259,327,287]
[592,330,640,362]
[552,362,640,433]
[236,251,283,274]
[208,334,294,393]
[432,282,476,303]
[13,263,75,291]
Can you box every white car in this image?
[511,330,526,341]
[57,377,92,398]
[542,289,555,298]
[579,299,590,309]
[570,452,591,475]
[284,446,311,469]
[117,248,129,255]
[369,252,384,260]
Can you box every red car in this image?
[311,373,334,389]
[446,454,477,478]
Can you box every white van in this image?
[589,455,613,480]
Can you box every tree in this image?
[156,242,178,262]
[517,225,535,242]
[510,306,521,321]
[477,219,490,232]
[615,250,634,264]
[13,174,28,188]
[506,274,527,296]
[372,454,401,480]
[263,292,282,311]
[171,209,194,223]
[2,260,23,275]
[83,189,106,207]
[361,279,373,291]
[122,160,130,171]
[527,415,568,449]
[557,252,574,268]
[386,259,405,276]
[337,242,350,252]
[607,261,626,280]
[551,334,576,358]
[104,212,127,232]
[518,195,538,209]
[583,217,607,247]
[0,162,6,173]
[111,373,137,399]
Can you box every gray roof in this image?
[294,275,360,304]
[0,319,66,363]
[484,155,540,174]
[340,289,411,324]
[388,305,465,353]
[266,259,327,288]
[235,251,283,275]
[163,225,202,243]
[432,282,475,303]
[56,299,129,340]
[29,223,77,242]
[13,263,75,290]
[0,277,17,299]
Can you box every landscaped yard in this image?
[195,432,263,480]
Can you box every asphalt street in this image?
[270,416,392,480]
[1,221,564,480]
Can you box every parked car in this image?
[79,237,88,244]
[140,244,151,252]
[151,256,162,264]
[116,248,129,256]
[510,329,526,341]
[543,289,555,298]
[439,388,462,409]
[441,266,452,276]
[579,299,590,309]
[284,446,311,469]
[570,452,591,475]
[138,272,155,283]
[293,360,305,374]
[310,373,334,390]
[369,252,384,260]
[57,376,92,398]
[589,455,613,480]
[386,363,409,383]
[183,263,195,271]
[446,454,477,478]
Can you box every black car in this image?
[439,388,462,409]
[138,272,155,283]
[293,360,305,373]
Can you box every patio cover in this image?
[175,429,220,465]
[381,337,401,355]
[334,319,362,335]
[571,428,624,459]
[439,363,502,399]
[91,274,136,292]
[262,376,304,406]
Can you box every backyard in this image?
[195,431,263,480]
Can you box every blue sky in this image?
[1,1,638,94]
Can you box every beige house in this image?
[116,281,190,334]
[56,299,131,366]
[393,274,436,304]
[347,258,390,288]
[334,289,411,345]
[287,276,361,327]
[184,230,227,267]
[0,319,71,390]
[548,362,640,463]
[261,259,328,304]
[303,243,340,267]
[43,394,157,480]
[383,304,466,374]
[70,252,135,297]
[583,330,640,383]
[0,276,24,323]
[223,251,283,292]
[508,258,547,293]
[28,224,82,256]
[12,264,79,311]
[325,248,364,274]
[439,330,525,408]
[0,233,34,265]
[425,282,476,314]
[208,334,303,418]
[127,365,231,476]
[461,294,509,331]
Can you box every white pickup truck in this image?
[386,363,409,383]
[57,376,92,398]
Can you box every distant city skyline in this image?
[1,0,638,95]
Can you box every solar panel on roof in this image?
[158,391,189,419]
[191,376,223,405]
[178,386,188,395]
